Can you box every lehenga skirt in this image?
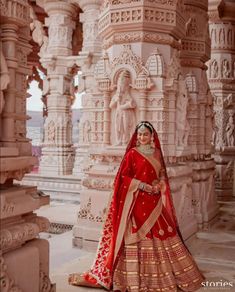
[113,234,204,292]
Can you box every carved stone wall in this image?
[72,0,219,250]
[207,0,235,198]
[0,1,54,291]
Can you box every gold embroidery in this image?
[113,235,204,292]
[125,198,162,244]
[114,179,140,261]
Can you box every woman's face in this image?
[137,127,152,145]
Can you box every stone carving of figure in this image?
[212,121,218,146]
[221,59,230,78]
[0,45,10,114]
[211,60,218,78]
[110,70,136,145]
[83,120,91,143]
[225,111,235,147]
[176,76,190,147]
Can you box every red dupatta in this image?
[87,122,180,289]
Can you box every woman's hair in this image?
[136,121,154,134]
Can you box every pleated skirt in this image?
[113,234,204,292]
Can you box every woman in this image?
[69,121,204,291]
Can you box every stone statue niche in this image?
[109,70,136,146]
[226,110,235,147]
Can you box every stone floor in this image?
[38,199,235,292]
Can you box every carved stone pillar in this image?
[207,0,235,198]
[38,0,78,175]
[74,0,214,250]
[179,0,219,227]
[1,24,18,147]
[72,0,103,177]
[0,1,54,291]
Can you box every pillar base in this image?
[39,147,75,176]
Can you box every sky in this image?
[27,78,82,111]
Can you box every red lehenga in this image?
[69,128,204,291]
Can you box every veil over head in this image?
[114,121,179,229]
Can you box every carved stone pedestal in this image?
[73,147,123,251]
[168,165,198,240]
[73,190,110,251]
[191,160,219,229]
[214,149,235,198]
[0,185,55,292]
[39,146,75,176]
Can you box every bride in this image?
[69,121,204,292]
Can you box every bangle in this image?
[139,182,145,191]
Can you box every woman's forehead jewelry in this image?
[137,121,153,132]
[138,124,148,132]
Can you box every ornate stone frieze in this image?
[210,23,235,51]
[0,219,49,252]
[208,58,234,80]
[103,31,181,49]
[0,0,30,26]
[83,177,114,190]
[99,0,185,40]
[113,44,143,74]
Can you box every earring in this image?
[151,135,155,148]
[136,140,140,146]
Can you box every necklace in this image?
[137,144,154,155]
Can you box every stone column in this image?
[1,23,18,148]
[38,0,78,175]
[74,0,214,250]
[207,0,235,198]
[179,0,219,228]
[0,1,54,291]
[72,0,103,177]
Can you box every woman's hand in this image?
[139,182,153,193]
[144,183,154,193]
[152,184,160,194]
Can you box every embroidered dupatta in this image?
[87,127,180,290]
